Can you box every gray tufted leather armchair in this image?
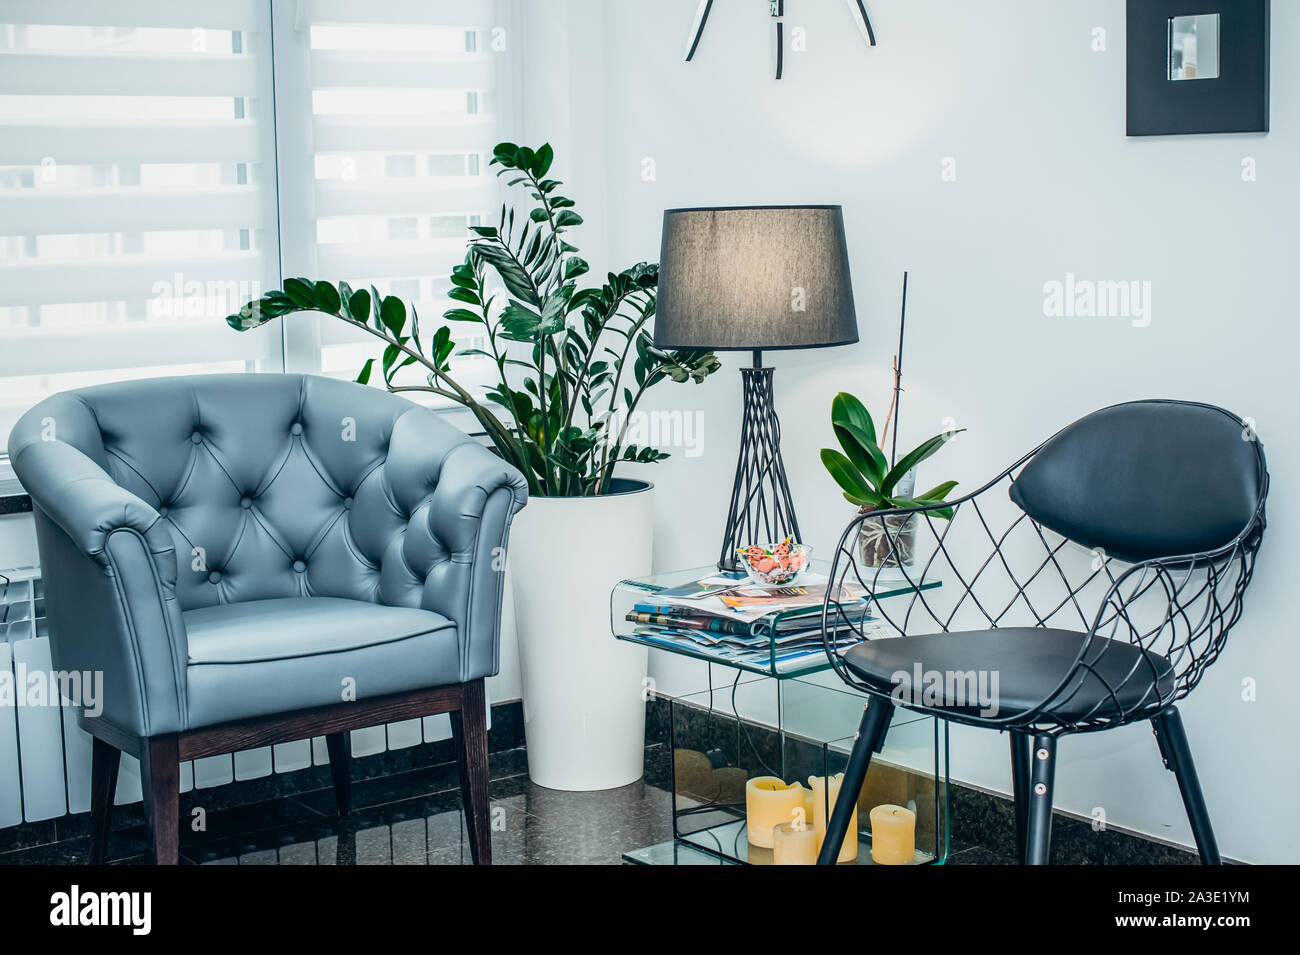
[8,373,527,864]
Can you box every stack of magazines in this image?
[624,572,893,673]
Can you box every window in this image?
[0,0,514,457]
[293,0,508,392]
[0,1,281,448]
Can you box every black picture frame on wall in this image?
[1127,0,1269,135]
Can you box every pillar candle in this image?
[745,777,806,848]
[809,773,858,864]
[801,785,816,831]
[773,820,819,865]
[869,803,917,865]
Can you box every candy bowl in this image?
[736,539,812,586]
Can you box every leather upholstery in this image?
[185,597,454,665]
[843,628,1175,722]
[1009,400,1265,563]
[185,597,458,727]
[9,374,527,740]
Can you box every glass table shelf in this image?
[610,561,940,680]
[612,562,949,866]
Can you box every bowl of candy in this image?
[737,537,812,586]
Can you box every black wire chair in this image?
[817,400,1268,865]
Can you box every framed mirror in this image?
[1127,0,1269,136]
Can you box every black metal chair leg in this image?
[817,697,894,865]
[1152,707,1221,865]
[1009,731,1031,864]
[1024,733,1056,865]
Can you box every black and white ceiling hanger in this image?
[684,0,877,79]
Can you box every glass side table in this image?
[612,564,949,866]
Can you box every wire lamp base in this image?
[718,359,802,571]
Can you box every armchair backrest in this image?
[1009,400,1267,564]
[11,374,483,612]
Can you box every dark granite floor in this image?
[0,746,680,866]
[0,737,1202,865]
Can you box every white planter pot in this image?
[509,479,653,790]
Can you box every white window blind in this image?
[0,0,284,447]
[286,0,512,391]
[0,0,516,454]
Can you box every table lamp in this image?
[655,205,859,571]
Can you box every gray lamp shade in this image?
[654,205,858,351]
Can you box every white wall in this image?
[586,0,1296,863]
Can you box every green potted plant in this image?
[225,141,720,791]
[820,392,962,577]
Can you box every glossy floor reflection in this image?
[0,741,1189,865]
[2,747,677,866]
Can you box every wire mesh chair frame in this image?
[820,439,1268,738]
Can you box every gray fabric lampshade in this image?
[654,205,858,351]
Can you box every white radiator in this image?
[0,567,474,830]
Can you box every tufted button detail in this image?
[343,497,354,510]
[290,422,304,436]
[293,560,307,573]
[191,431,203,444]
[157,505,169,518]
[208,571,222,584]
[239,496,252,509]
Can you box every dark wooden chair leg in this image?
[1024,733,1057,865]
[325,731,352,817]
[88,736,121,864]
[818,698,894,865]
[141,735,180,865]
[449,678,491,865]
[1152,707,1221,864]
[1010,731,1031,864]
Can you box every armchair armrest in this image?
[11,439,163,563]
[385,410,528,683]
[10,439,188,739]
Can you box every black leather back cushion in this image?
[1009,400,1264,564]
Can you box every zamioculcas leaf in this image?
[313,281,340,314]
[447,286,481,305]
[355,358,375,385]
[283,278,315,308]
[348,289,370,325]
[533,143,554,178]
[379,295,406,338]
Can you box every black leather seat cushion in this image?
[843,628,1174,722]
